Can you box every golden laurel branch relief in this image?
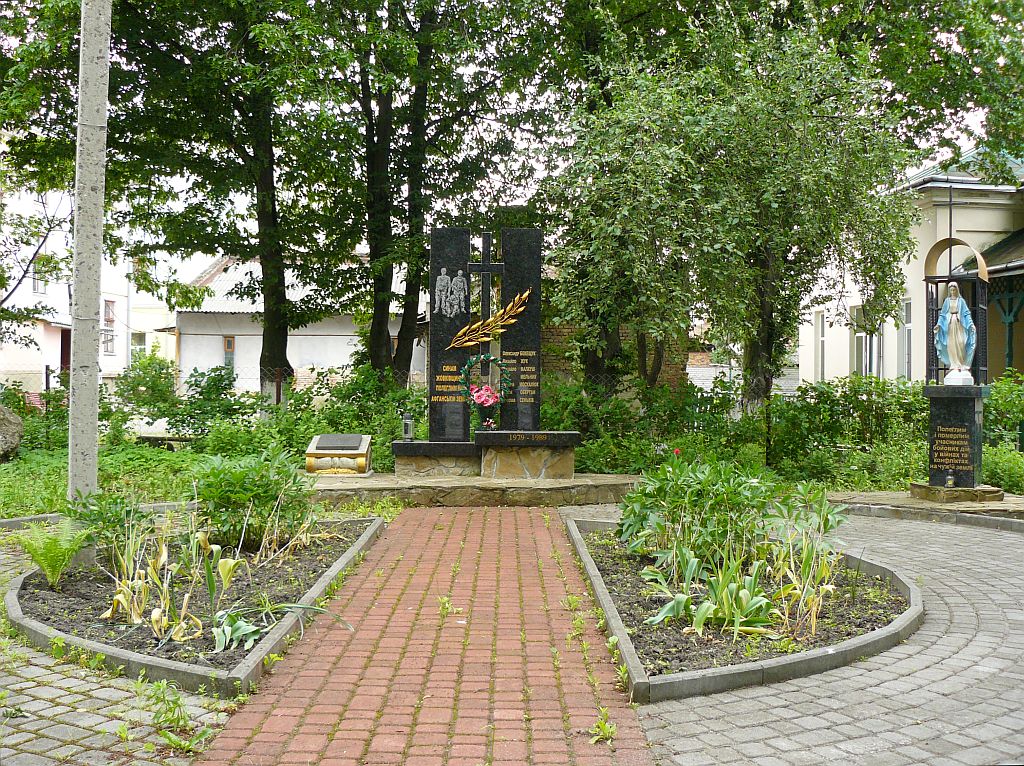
[445,288,531,350]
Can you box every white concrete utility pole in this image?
[68,0,113,500]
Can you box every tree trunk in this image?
[636,330,665,387]
[584,323,622,389]
[362,46,396,373]
[742,248,777,407]
[393,9,437,381]
[68,0,113,500]
[251,89,292,396]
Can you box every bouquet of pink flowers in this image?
[469,384,500,407]
[468,383,501,430]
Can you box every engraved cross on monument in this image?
[468,232,504,375]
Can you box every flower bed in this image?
[572,458,924,702]
[6,518,383,696]
[569,518,922,702]
[4,447,385,695]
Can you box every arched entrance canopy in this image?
[925,238,989,282]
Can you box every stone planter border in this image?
[0,513,63,529]
[847,503,1024,533]
[566,518,924,704]
[5,517,385,697]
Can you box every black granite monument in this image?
[497,229,542,431]
[427,228,473,442]
[923,385,984,487]
[392,227,579,476]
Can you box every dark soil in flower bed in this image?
[18,519,371,670]
[585,531,909,676]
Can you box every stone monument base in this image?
[481,447,574,479]
[476,431,580,480]
[392,441,481,477]
[392,431,581,479]
[909,482,1004,503]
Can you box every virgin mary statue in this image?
[934,282,976,381]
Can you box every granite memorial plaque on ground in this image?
[498,228,542,431]
[428,228,473,441]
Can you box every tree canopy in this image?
[1,0,1022,385]
[547,22,918,399]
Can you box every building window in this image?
[131,332,147,357]
[814,311,826,381]
[898,300,912,379]
[102,300,115,355]
[31,269,46,294]
[852,306,881,377]
[223,336,235,369]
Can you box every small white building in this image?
[797,153,1024,383]
[0,190,176,392]
[175,258,427,392]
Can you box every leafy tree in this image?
[2,0,555,384]
[543,81,692,387]
[547,23,918,404]
[0,1,362,390]
[0,189,70,346]
[322,0,553,376]
[546,0,1024,385]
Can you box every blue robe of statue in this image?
[934,292,976,369]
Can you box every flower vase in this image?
[475,405,498,431]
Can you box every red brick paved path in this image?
[199,508,654,766]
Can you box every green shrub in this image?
[640,377,737,437]
[540,377,639,438]
[984,370,1024,445]
[194,445,314,551]
[113,347,180,422]
[768,375,926,466]
[983,443,1024,494]
[776,437,926,491]
[168,367,262,441]
[11,519,92,590]
[0,380,69,451]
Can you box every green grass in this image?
[0,446,204,519]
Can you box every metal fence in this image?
[0,364,432,407]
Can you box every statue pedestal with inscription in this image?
[911,385,1000,501]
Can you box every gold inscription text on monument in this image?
[930,424,973,472]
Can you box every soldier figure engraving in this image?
[433,267,452,316]
[447,269,469,316]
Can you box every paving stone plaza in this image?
[1,504,1022,765]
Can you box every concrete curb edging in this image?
[0,513,63,529]
[5,517,385,697]
[0,500,198,530]
[566,518,924,704]
[847,503,1024,533]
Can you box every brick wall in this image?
[540,320,690,386]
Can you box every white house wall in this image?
[797,185,1024,383]
[176,313,426,392]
